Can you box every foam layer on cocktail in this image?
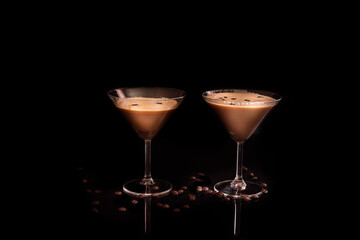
[204,92,277,141]
[115,97,178,139]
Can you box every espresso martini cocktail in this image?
[114,97,178,140]
[203,89,281,198]
[108,88,186,197]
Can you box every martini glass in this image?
[202,89,281,198]
[108,87,186,197]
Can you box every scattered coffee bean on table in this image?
[118,207,127,212]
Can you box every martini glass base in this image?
[214,180,265,199]
[123,179,172,197]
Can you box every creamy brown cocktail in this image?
[115,97,178,140]
[204,91,277,142]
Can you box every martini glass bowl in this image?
[108,87,186,197]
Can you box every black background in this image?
[33,7,335,239]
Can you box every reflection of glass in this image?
[233,199,242,238]
[203,89,281,198]
[108,87,186,197]
[144,196,151,236]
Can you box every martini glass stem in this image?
[231,141,246,191]
[141,139,154,185]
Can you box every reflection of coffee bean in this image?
[152,185,159,190]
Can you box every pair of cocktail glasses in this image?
[107,87,281,199]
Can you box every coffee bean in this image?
[252,194,259,199]
[262,189,268,194]
[152,185,159,190]
[163,204,170,209]
[216,192,224,198]
[182,204,190,209]
[173,208,180,213]
[181,186,187,190]
[92,200,100,205]
[249,172,255,177]
[114,191,123,196]
[251,176,258,180]
[188,194,196,201]
[177,189,184,194]
[171,190,179,196]
[261,183,268,188]
[197,172,205,177]
[241,196,251,201]
[206,189,213,194]
[223,197,231,202]
[203,186,209,191]
[92,208,99,213]
[85,188,92,193]
[118,207,127,212]
[94,189,102,194]
[81,179,87,183]
[196,186,203,192]
[189,176,196,180]
[131,199,138,205]
[138,194,145,198]
[156,202,163,207]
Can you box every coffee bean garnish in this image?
[156,102,163,104]
[244,99,250,102]
[257,96,264,98]
[131,104,139,106]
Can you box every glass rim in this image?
[202,89,282,105]
[107,87,187,101]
